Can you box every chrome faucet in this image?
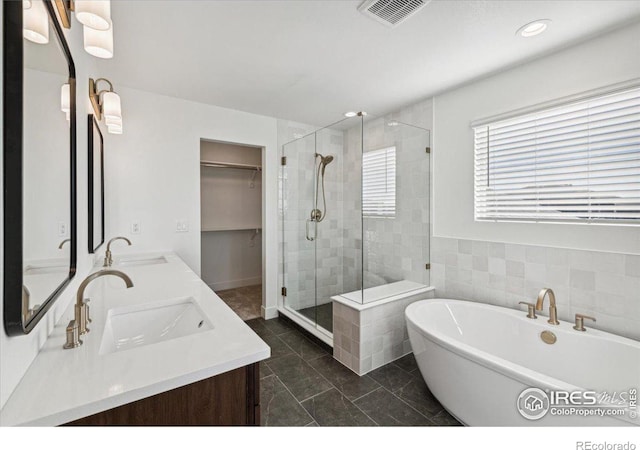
[58,238,70,249]
[103,236,132,267]
[535,288,560,325]
[64,270,134,349]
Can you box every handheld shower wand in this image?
[311,153,334,223]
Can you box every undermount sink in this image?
[115,255,168,267]
[99,297,213,355]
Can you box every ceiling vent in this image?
[358,0,430,28]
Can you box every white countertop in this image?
[0,252,270,426]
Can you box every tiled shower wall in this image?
[430,236,640,340]
[342,99,434,292]
[278,98,434,329]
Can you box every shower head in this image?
[315,153,334,166]
[322,155,334,165]
[316,153,335,176]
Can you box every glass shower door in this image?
[281,116,363,336]
[281,132,319,329]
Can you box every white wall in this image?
[102,86,279,320]
[433,22,640,255]
[1,16,99,409]
[201,231,262,291]
[1,10,281,411]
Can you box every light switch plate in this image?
[58,222,67,237]
[176,220,189,233]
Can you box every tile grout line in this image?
[382,384,438,425]
[269,373,315,425]
[298,386,335,404]
[277,331,380,426]
[349,382,383,403]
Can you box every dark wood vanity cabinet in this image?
[66,364,260,426]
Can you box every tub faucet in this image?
[64,270,134,349]
[573,313,596,332]
[103,236,132,267]
[535,288,559,325]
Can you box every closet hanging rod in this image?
[200,160,262,171]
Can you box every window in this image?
[363,146,396,218]
[473,86,640,225]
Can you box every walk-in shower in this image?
[279,111,431,344]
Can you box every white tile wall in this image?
[431,236,640,340]
[278,98,434,314]
[333,288,435,375]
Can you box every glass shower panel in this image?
[281,116,363,334]
[362,117,431,293]
[282,133,317,327]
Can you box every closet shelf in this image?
[202,226,262,232]
[200,160,262,171]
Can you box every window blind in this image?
[474,86,640,224]
[363,146,396,218]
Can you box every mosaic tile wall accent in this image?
[430,236,640,340]
[333,288,435,375]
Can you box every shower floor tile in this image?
[296,302,333,332]
[252,315,462,427]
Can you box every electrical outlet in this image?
[58,222,68,237]
[176,220,189,233]
[131,220,141,234]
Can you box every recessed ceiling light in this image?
[344,111,357,117]
[517,19,551,38]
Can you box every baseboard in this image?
[262,304,278,320]
[208,277,262,292]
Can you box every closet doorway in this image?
[200,139,263,321]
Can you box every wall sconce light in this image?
[83,22,113,58]
[89,78,123,134]
[75,0,111,30]
[61,83,70,121]
[39,0,116,59]
[23,0,49,44]
[77,0,114,58]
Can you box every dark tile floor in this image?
[216,284,262,321]
[297,302,333,332]
[247,316,462,427]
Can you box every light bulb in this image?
[108,124,122,135]
[75,1,111,31]
[23,0,49,44]
[61,83,70,113]
[517,19,551,38]
[105,115,122,127]
[83,23,113,58]
[102,91,121,119]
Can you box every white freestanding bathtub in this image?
[406,299,640,426]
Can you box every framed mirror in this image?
[88,115,104,253]
[3,0,77,335]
